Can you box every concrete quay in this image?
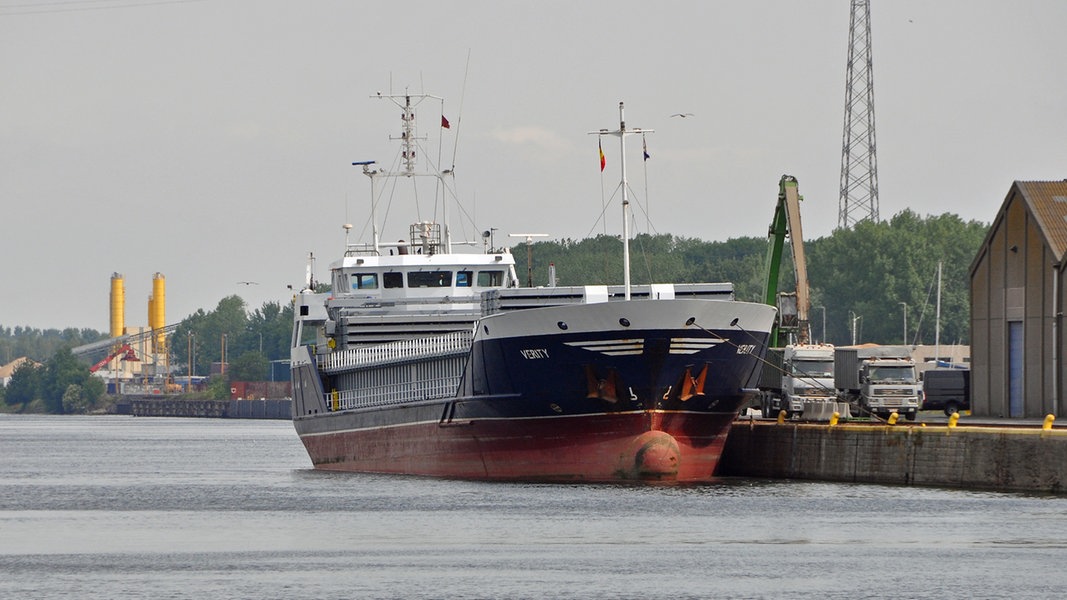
[123,396,291,420]
[719,416,1067,494]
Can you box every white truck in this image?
[834,346,921,421]
[757,344,836,419]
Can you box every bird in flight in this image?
[670,113,695,118]
[237,281,259,286]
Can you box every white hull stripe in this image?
[564,339,645,355]
[564,337,722,356]
[669,338,722,354]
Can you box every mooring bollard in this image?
[887,412,899,425]
[829,411,840,426]
[1043,414,1055,431]
[948,412,960,428]
[777,410,786,425]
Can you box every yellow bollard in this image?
[777,410,787,424]
[887,412,899,425]
[829,412,840,426]
[1043,414,1056,431]
[948,412,959,428]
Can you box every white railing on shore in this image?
[319,330,473,373]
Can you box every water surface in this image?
[2,415,1065,599]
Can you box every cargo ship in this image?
[289,94,777,482]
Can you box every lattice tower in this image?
[838,0,879,228]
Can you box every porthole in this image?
[619,318,630,327]
[557,321,568,330]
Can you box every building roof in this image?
[1016,180,1067,263]
[971,180,1067,274]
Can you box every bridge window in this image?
[351,274,378,290]
[408,271,453,288]
[456,271,473,287]
[477,270,504,287]
[383,272,403,289]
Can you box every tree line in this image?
[3,209,988,413]
[523,209,987,346]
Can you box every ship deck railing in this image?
[318,329,473,373]
[326,374,460,411]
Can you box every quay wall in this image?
[719,420,1067,494]
[125,397,291,419]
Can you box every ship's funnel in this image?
[109,273,126,338]
[149,272,166,353]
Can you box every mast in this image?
[935,260,942,365]
[363,91,450,254]
[590,102,653,300]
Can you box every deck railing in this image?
[319,330,472,411]
[326,371,462,411]
[318,330,472,373]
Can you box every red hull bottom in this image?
[298,410,735,483]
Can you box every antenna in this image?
[838,0,880,229]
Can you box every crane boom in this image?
[89,344,139,373]
[762,175,812,346]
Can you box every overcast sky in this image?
[3,0,1065,331]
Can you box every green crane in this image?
[762,175,811,347]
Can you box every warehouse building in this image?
[970,180,1067,417]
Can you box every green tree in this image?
[171,295,249,376]
[806,210,987,345]
[42,348,103,414]
[62,384,91,414]
[207,376,231,400]
[5,360,42,407]
[240,301,292,363]
[228,351,269,381]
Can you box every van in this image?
[922,369,970,416]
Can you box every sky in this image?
[2,0,1066,331]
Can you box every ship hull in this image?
[297,407,737,482]
[292,298,775,483]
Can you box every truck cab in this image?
[758,344,835,418]
[859,358,920,420]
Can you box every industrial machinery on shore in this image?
[754,176,845,420]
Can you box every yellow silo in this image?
[150,273,166,353]
[109,273,126,338]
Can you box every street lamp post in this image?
[899,302,908,345]
[815,306,827,344]
[186,331,195,391]
[849,311,862,345]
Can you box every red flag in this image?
[441,115,450,129]
[598,139,605,172]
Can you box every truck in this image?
[757,344,837,419]
[834,346,921,421]
[921,368,970,416]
